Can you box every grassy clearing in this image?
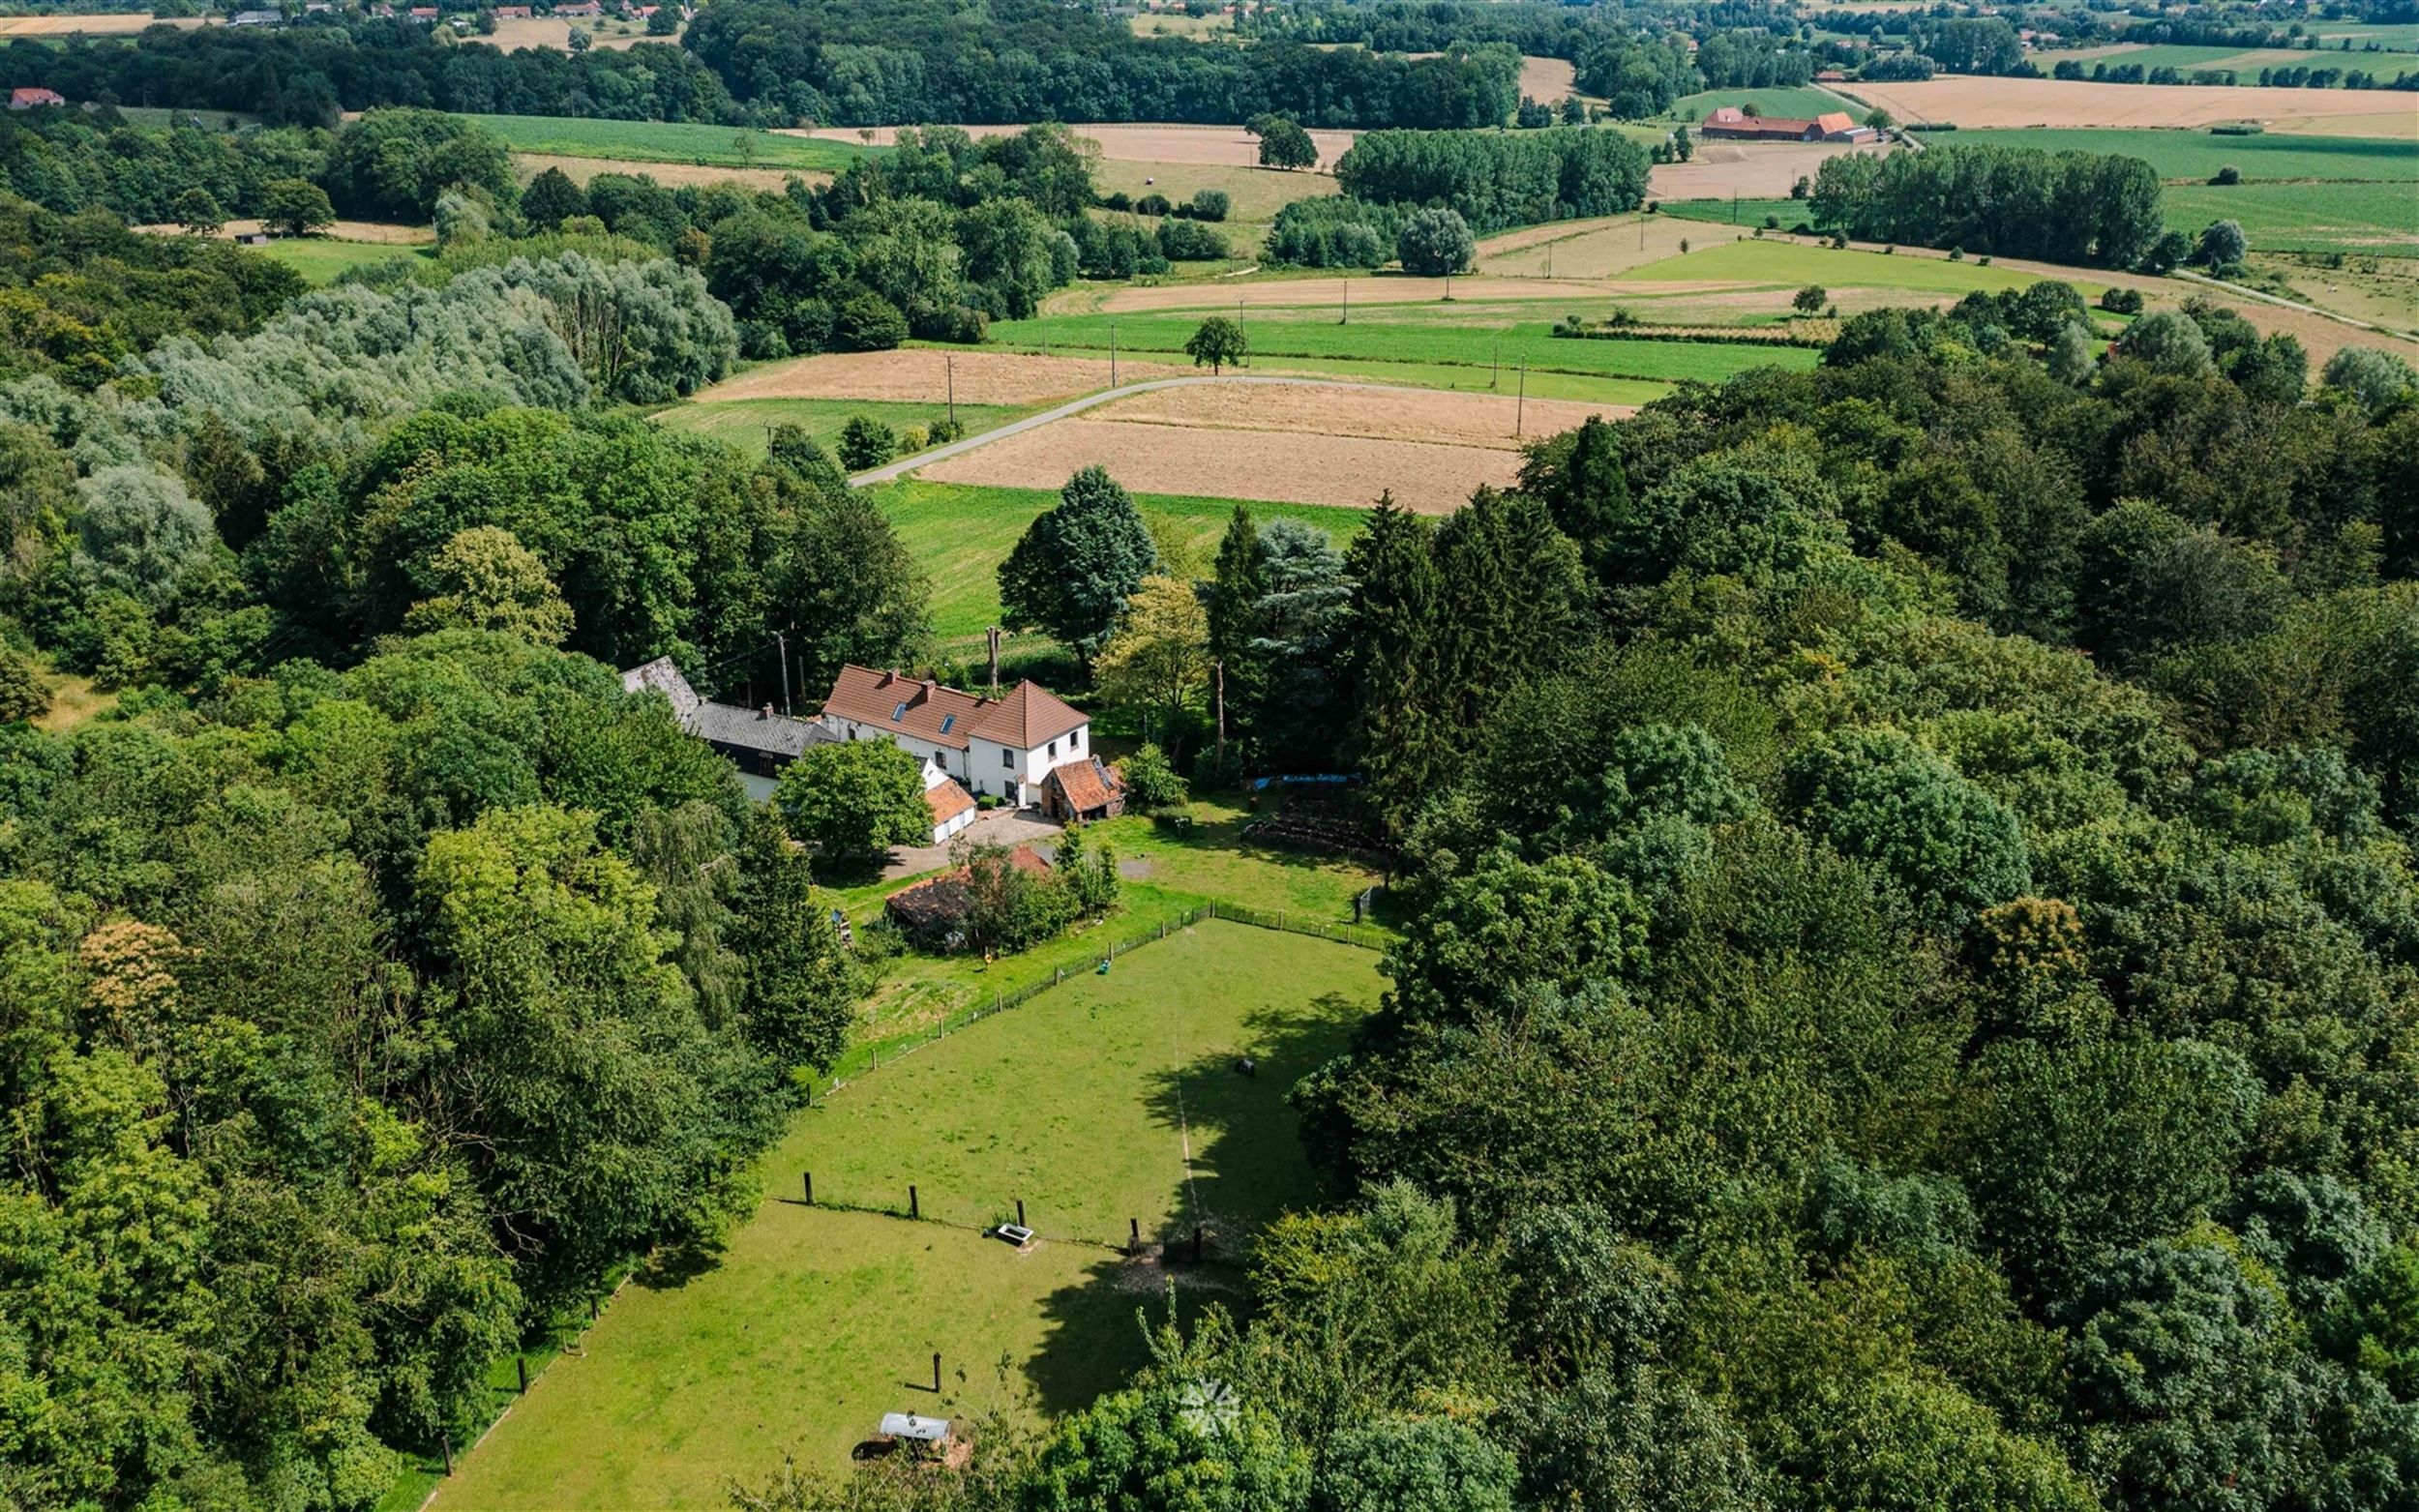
[1666,85,1865,122]
[872,479,1362,647]
[31,671,114,733]
[655,397,1030,459]
[1945,128,2419,182]
[1659,196,1814,230]
[467,114,876,172]
[2165,181,2419,254]
[1616,238,2058,294]
[993,311,1821,386]
[434,922,1382,1507]
[253,237,434,284]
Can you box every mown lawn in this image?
[991,311,1822,385]
[654,397,1030,459]
[432,922,1382,1508]
[870,480,1366,648]
[1664,84,1867,123]
[254,237,434,284]
[1615,238,2062,294]
[1659,196,1816,231]
[1944,128,2419,183]
[469,113,877,172]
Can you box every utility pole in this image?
[1213,660,1226,766]
[1492,336,1500,391]
[946,352,956,428]
[1515,360,1527,438]
[775,632,791,715]
[1109,321,1118,388]
[1340,275,1348,326]
[1545,242,1553,279]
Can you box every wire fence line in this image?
[810,899,1385,1103]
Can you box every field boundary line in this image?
[2171,267,2418,341]
[846,373,1538,487]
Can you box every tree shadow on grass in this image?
[1018,990,1366,1415]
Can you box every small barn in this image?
[1043,756,1124,824]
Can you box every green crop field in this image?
[873,479,1362,649]
[432,922,1384,1508]
[2077,42,2277,72]
[992,311,1821,388]
[2165,182,2419,254]
[1660,196,1814,230]
[2308,20,2419,49]
[1665,84,1865,123]
[654,397,1030,459]
[1616,238,2057,294]
[468,114,877,172]
[1946,129,2419,183]
[254,237,435,284]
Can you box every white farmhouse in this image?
[816,665,1124,822]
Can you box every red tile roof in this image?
[925,779,975,826]
[819,666,1086,753]
[1048,757,1118,815]
[11,88,65,106]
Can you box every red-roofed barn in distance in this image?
[1699,105,1878,144]
[9,88,66,109]
[816,666,1121,822]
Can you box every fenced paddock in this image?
[434,921,1383,1508]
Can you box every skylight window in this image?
[891,701,908,721]
[940,715,956,735]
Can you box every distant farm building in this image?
[1701,106,1879,144]
[8,87,65,108]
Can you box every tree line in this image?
[1807,143,2166,267]
[1332,126,1652,238]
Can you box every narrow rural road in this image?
[845,372,1501,488]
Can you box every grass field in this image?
[873,479,1362,648]
[2073,42,2279,72]
[1659,196,1813,230]
[655,397,1030,459]
[991,311,1822,388]
[1616,237,2054,294]
[1666,85,1865,123]
[2165,181,2419,254]
[1945,129,2419,183]
[254,237,435,284]
[433,922,1383,1507]
[467,114,876,172]
[2309,21,2419,49]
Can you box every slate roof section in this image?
[622,655,826,758]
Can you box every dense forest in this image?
[742,309,2419,1509]
[0,0,1528,131]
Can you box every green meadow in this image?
[1945,129,2419,183]
[1665,84,1866,123]
[1616,238,2058,294]
[654,397,1030,459]
[470,113,877,172]
[431,923,1384,1508]
[254,236,435,284]
[2165,181,2419,255]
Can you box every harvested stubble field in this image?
[699,349,1193,407]
[0,12,195,33]
[433,923,1382,1507]
[792,121,1360,168]
[1841,75,2419,132]
[508,153,816,193]
[918,415,1520,513]
[1090,379,1621,450]
[1521,54,1580,101]
[1650,139,1900,200]
[488,14,664,50]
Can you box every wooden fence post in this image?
[441,1434,454,1477]
[803,1171,813,1205]
[1129,1217,1140,1255]
[933,1352,943,1392]
[517,1356,528,1394]
[1017,1199,1026,1228]
[910,1184,920,1220]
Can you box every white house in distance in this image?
[816,665,1124,822]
